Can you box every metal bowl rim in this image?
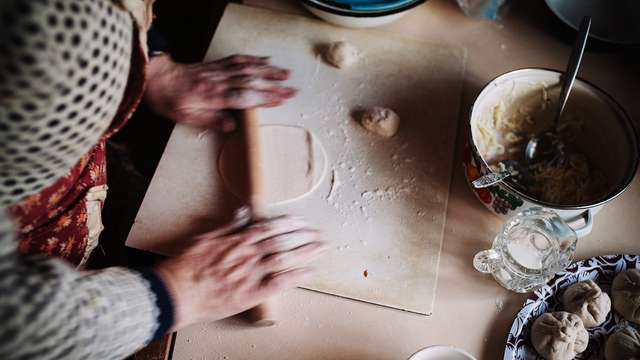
[468,67,640,210]
[300,0,426,17]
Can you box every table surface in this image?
[155,1,640,358]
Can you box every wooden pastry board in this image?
[126,4,466,315]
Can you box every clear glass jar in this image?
[473,207,577,293]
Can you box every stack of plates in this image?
[301,0,427,28]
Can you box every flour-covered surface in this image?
[126,4,466,314]
[504,255,640,360]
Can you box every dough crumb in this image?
[360,106,400,137]
[324,41,359,69]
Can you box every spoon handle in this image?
[472,170,512,189]
[555,16,591,126]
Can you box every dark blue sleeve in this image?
[136,268,175,339]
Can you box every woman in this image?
[0,0,325,359]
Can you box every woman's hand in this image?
[145,54,297,131]
[154,208,325,331]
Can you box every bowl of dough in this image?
[504,254,640,360]
[301,0,426,28]
[463,68,639,237]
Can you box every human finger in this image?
[217,54,271,67]
[197,55,271,75]
[225,63,290,81]
[198,216,309,263]
[237,216,309,244]
[195,207,252,241]
[255,230,321,254]
[199,66,289,83]
[203,216,310,262]
[261,100,285,108]
[223,88,296,109]
[226,76,300,97]
[256,268,313,297]
[179,109,237,132]
[259,241,326,273]
[220,254,262,283]
[199,55,271,73]
[227,75,274,90]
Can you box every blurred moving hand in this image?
[154,208,325,331]
[145,54,297,131]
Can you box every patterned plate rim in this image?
[503,254,640,360]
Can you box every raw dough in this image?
[360,106,400,137]
[562,279,611,327]
[606,326,640,360]
[324,41,359,69]
[612,269,640,324]
[531,312,588,360]
[218,125,328,205]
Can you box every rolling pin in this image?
[242,108,276,327]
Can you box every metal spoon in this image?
[472,170,512,188]
[524,16,591,164]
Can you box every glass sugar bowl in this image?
[473,207,578,293]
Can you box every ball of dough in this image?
[360,107,400,137]
[613,269,640,324]
[324,41,358,69]
[531,312,589,360]
[606,326,640,360]
[562,279,611,327]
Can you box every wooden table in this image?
[135,1,640,358]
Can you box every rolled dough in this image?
[218,125,328,205]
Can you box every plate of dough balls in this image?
[504,254,640,360]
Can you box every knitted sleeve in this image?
[0,209,174,360]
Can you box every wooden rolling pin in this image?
[242,108,275,327]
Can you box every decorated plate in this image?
[503,254,640,360]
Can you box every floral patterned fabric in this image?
[463,141,524,215]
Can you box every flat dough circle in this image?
[218,125,328,205]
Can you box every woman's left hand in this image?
[145,54,297,131]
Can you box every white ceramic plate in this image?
[409,345,477,360]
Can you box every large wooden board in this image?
[126,3,466,315]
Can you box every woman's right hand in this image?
[145,54,297,131]
[154,208,326,331]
